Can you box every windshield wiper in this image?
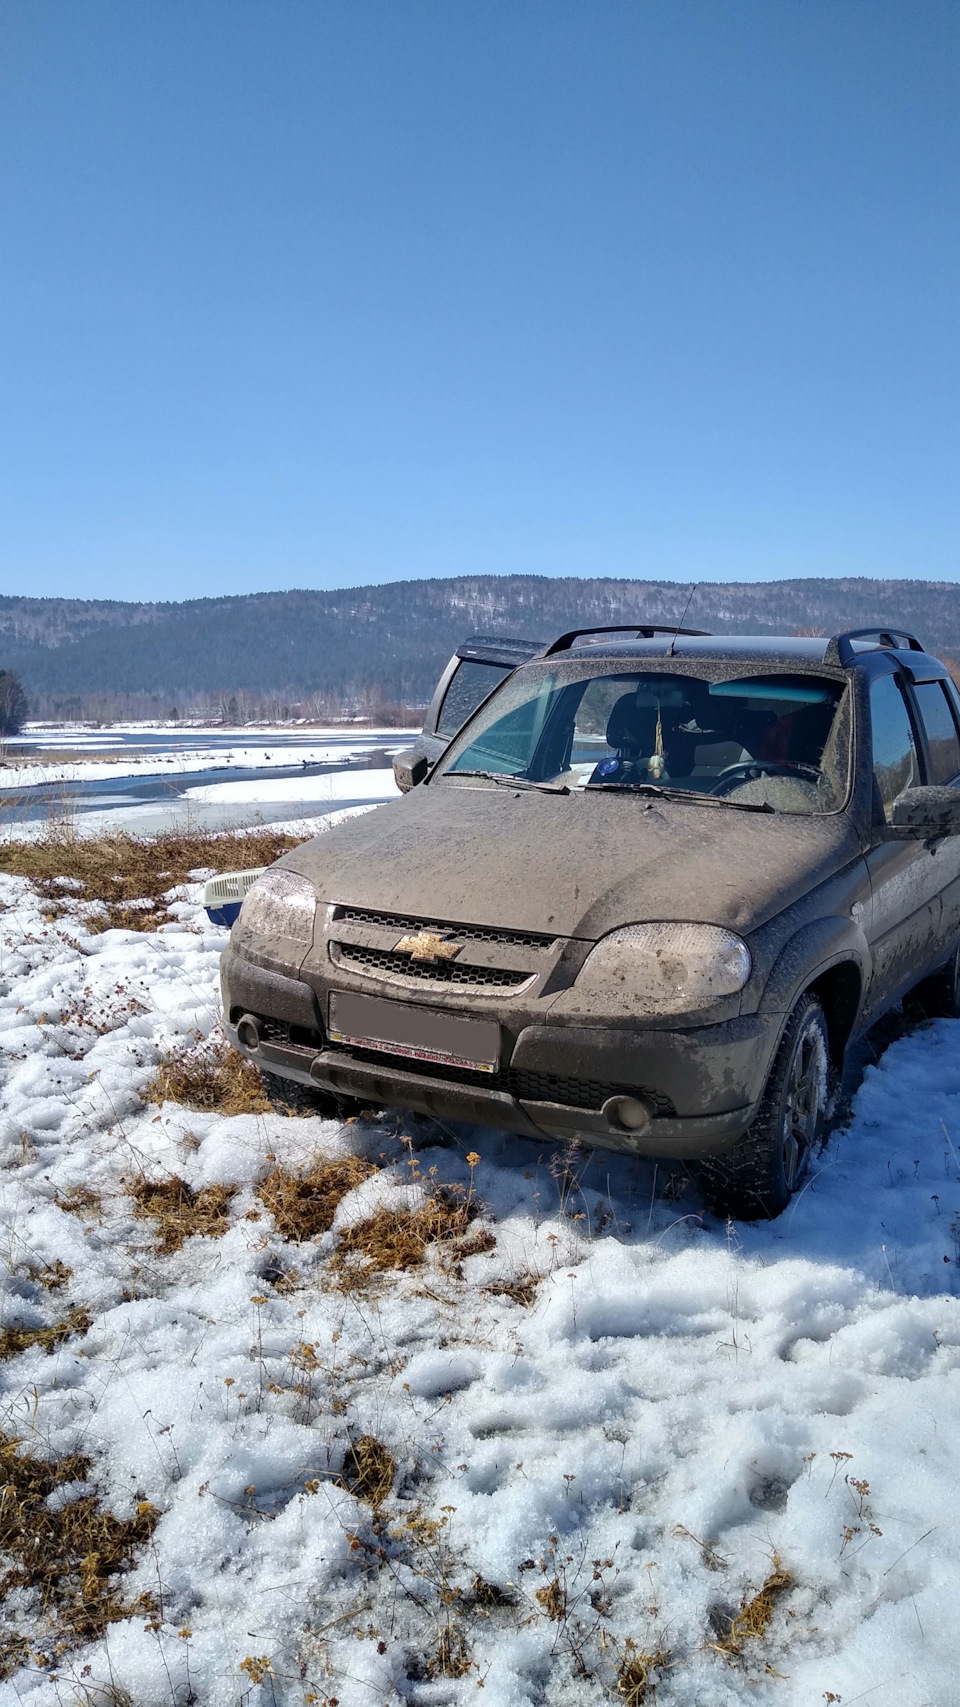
[446,769,570,795]
[584,781,774,813]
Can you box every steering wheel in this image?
[710,760,821,797]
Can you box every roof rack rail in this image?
[539,623,712,658]
[824,627,926,668]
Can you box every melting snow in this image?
[1,864,959,1705]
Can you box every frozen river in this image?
[0,725,413,835]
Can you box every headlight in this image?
[576,922,751,1015]
[237,869,318,948]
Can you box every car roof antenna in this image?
[667,584,699,656]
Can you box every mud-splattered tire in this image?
[259,1068,362,1120]
[912,941,960,1020]
[702,993,830,1221]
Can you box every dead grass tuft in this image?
[0,1308,91,1363]
[0,826,304,933]
[35,1260,72,1291]
[0,1432,158,1678]
[616,1642,671,1704]
[711,1556,795,1658]
[146,1034,269,1115]
[534,1577,567,1621]
[55,1186,104,1221]
[129,1176,236,1253]
[455,1229,496,1259]
[259,1155,377,1241]
[430,1625,472,1678]
[470,1574,515,1610]
[338,1434,397,1507]
[484,1275,540,1307]
[332,1193,476,1284]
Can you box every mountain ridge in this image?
[3,576,960,707]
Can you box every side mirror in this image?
[393,749,430,793]
[890,786,960,839]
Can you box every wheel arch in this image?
[805,960,863,1068]
[760,916,867,1072]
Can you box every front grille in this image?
[502,1067,672,1115]
[335,943,531,990]
[325,1040,675,1117]
[332,904,557,951]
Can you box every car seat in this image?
[786,700,836,765]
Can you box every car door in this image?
[393,635,543,790]
[861,669,944,1014]
[907,673,960,947]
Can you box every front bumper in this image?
[220,945,782,1161]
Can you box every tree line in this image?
[2,575,960,711]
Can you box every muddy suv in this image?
[221,624,960,1218]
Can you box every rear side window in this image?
[912,681,960,784]
[436,660,512,738]
[869,674,921,821]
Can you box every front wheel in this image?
[702,993,830,1220]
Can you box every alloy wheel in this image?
[781,1023,827,1190]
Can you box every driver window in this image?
[869,673,921,822]
[436,660,511,738]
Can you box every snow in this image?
[183,767,402,805]
[0,803,380,845]
[2,849,960,1704]
[0,731,413,792]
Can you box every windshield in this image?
[436,664,850,815]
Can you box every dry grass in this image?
[0,1432,158,1678]
[338,1434,397,1507]
[332,1192,477,1284]
[0,748,137,769]
[711,1556,795,1658]
[484,1275,540,1306]
[54,1186,104,1221]
[534,1577,567,1621]
[616,1642,671,1704]
[146,1034,270,1115]
[259,1155,377,1241]
[430,1625,472,1679]
[0,1308,91,1363]
[129,1176,236,1254]
[0,825,304,933]
[470,1574,515,1610]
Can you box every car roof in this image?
[549,634,833,664]
[520,629,948,677]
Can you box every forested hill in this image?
[3,576,960,705]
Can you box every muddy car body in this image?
[221,625,960,1216]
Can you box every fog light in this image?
[236,1014,261,1050]
[602,1094,652,1133]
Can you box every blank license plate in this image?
[328,991,500,1073]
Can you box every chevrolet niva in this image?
[219,624,960,1219]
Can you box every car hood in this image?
[281,784,862,941]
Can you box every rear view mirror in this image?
[890,786,960,838]
[393,750,431,793]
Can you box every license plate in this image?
[328,991,500,1073]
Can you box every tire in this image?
[259,1068,363,1121]
[912,941,960,1020]
[702,993,830,1221]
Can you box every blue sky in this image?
[1,0,958,600]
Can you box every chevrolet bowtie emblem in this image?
[394,930,463,963]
